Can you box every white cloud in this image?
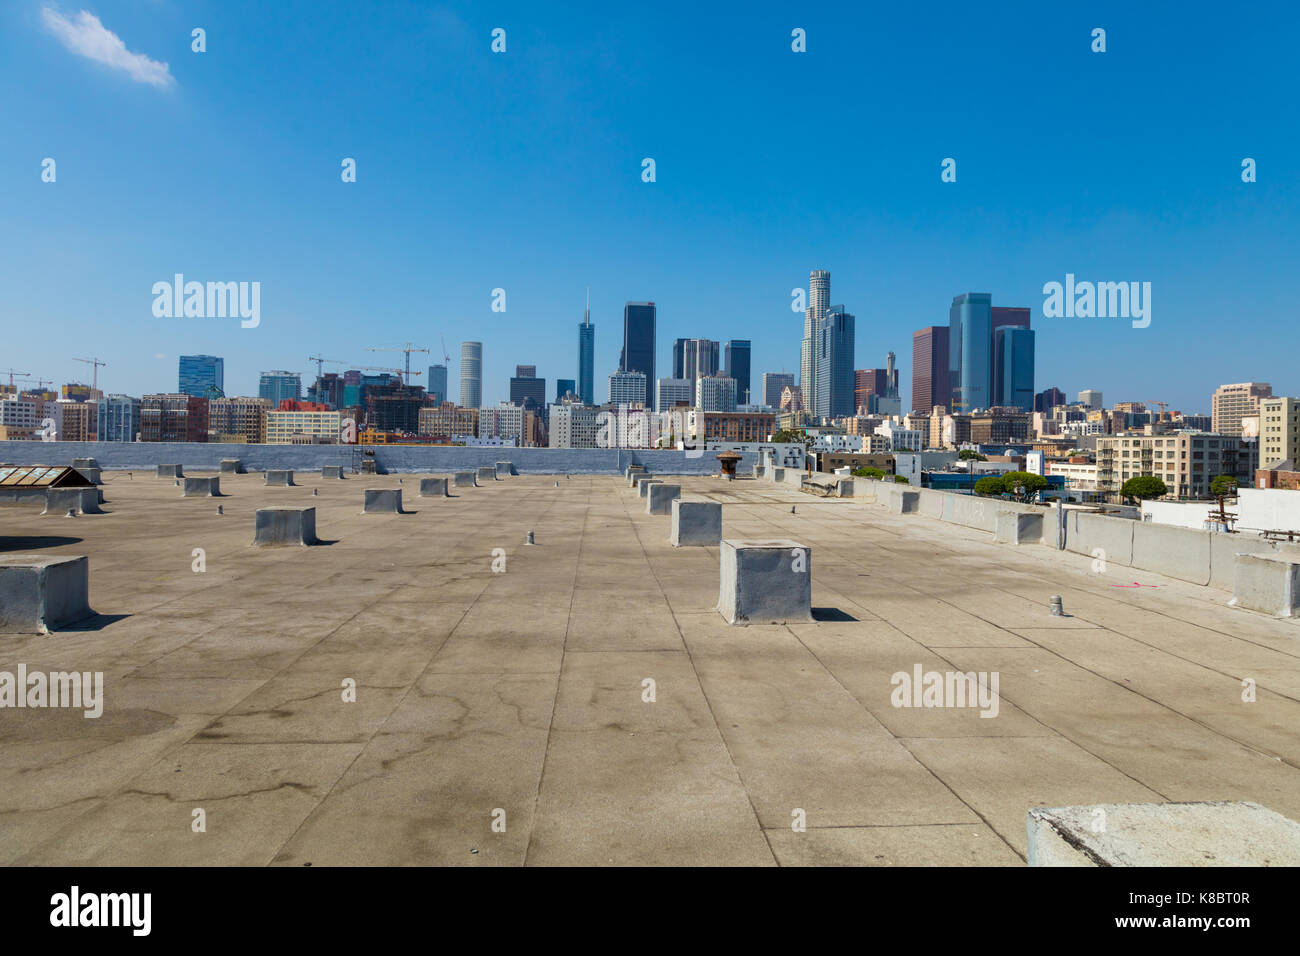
[41,6,174,88]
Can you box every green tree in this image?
[973,475,1006,496]
[892,474,910,484]
[1001,471,1048,501]
[958,449,987,461]
[1209,475,1239,498]
[1121,475,1168,501]
[852,466,885,479]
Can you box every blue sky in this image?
[3,0,1297,411]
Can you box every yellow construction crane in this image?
[1148,400,1170,421]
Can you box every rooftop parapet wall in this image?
[0,441,759,476]
[856,477,1300,594]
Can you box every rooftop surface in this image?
[1,471,1298,866]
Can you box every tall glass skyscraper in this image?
[179,355,224,398]
[258,370,301,407]
[621,302,656,390]
[995,327,1035,411]
[426,364,448,404]
[801,269,830,410]
[911,326,949,415]
[578,291,595,405]
[459,342,482,408]
[814,307,855,418]
[948,293,992,413]
[724,340,751,405]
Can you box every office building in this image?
[258,371,301,407]
[426,364,448,405]
[141,393,208,442]
[911,326,949,415]
[696,373,738,413]
[724,340,751,404]
[948,293,992,413]
[578,291,595,406]
[459,342,483,408]
[1035,387,1066,413]
[994,327,1035,411]
[548,404,601,448]
[656,377,694,412]
[970,406,1032,444]
[179,355,224,399]
[509,365,546,409]
[672,338,719,383]
[814,306,855,419]
[266,408,343,444]
[418,402,479,439]
[763,372,794,409]
[620,302,656,389]
[1075,389,1103,410]
[1212,382,1272,437]
[95,394,141,442]
[609,369,647,406]
[1259,396,1300,468]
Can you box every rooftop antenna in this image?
[584,286,590,326]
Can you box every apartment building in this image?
[209,397,271,443]
[1211,382,1271,436]
[141,393,208,442]
[1259,396,1300,468]
[548,404,602,448]
[1097,432,1250,498]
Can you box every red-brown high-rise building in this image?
[911,326,949,415]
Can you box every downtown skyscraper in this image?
[947,296,1034,414]
[620,302,656,391]
[724,340,751,405]
[800,269,830,413]
[578,289,595,405]
[460,341,482,408]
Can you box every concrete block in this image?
[630,472,655,488]
[1027,801,1300,867]
[771,467,786,483]
[42,488,102,516]
[717,539,813,625]
[321,465,345,479]
[836,479,855,498]
[645,482,681,515]
[995,510,1043,545]
[638,479,662,499]
[363,488,403,514]
[253,507,319,546]
[0,555,94,634]
[494,461,514,478]
[72,458,99,469]
[74,466,102,484]
[1229,553,1300,617]
[182,477,222,498]
[1133,521,1211,586]
[156,464,183,478]
[476,466,497,483]
[453,471,476,488]
[264,470,295,487]
[219,459,244,474]
[419,477,449,498]
[890,490,920,514]
[671,499,721,546]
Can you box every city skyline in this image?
[5,3,1295,411]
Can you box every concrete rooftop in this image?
[2,470,1298,866]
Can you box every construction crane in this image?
[1148,400,1170,421]
[367,343,430,383]
[356,364,421,387]
[73,357,107,392]
[440,335,451,365]
[306,355,348,400]
[1,369,29,389]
